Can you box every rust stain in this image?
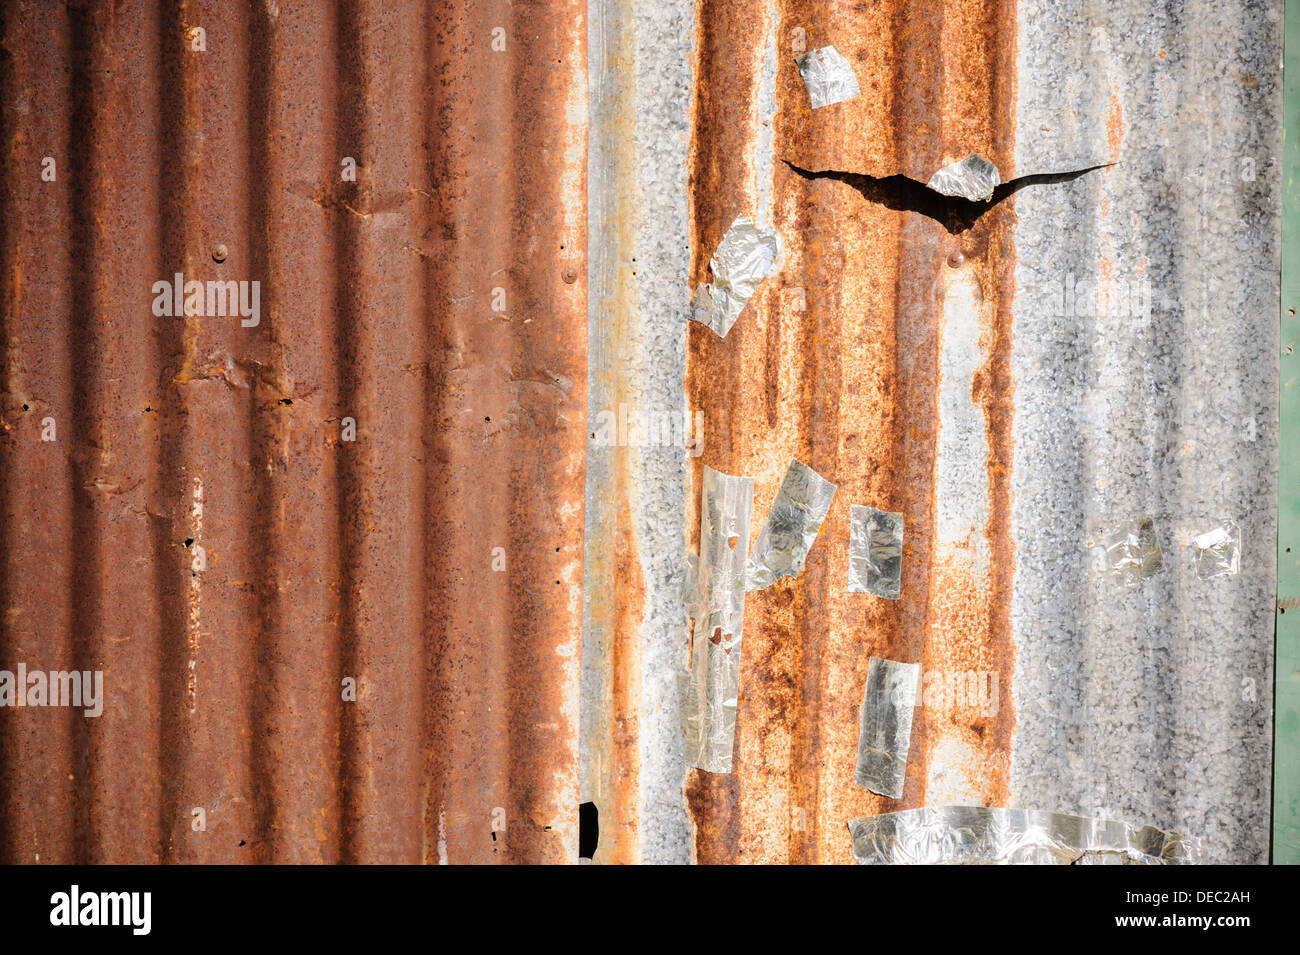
[583,0,646,865]
[686,0,1018,863]
[0,0,587,864]
[1107,88,1126,158]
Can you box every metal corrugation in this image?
[1,0,1282,868]
[681,0,1020,865]
[580,0,1278,864]
[1275,0,1299,864]
[0,0,587,864]
[1007,0,1278,866]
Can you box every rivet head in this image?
[562,267,578,284]
[946,250,965,268]
[211,244,228,263]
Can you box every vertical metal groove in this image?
[0,0,587,864]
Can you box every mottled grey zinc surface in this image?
[1009,0,1280,863]
[584,0,695,864]
[584,0,1281,865]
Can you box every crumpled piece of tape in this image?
[849,505,903,599]
[854,658,919,799]
[1102,516,1166,585]
[690,217,783,338]
[847,807,1201,865]
[681,467,754,773]
[926,154,1001,202]
[794,45,861,109]
[745,460,836,590]
[1193,519,1240,578]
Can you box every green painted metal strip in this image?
[1277,0,1300,865]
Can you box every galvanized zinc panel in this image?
[583,0,1279,864]
[0,0,588,864]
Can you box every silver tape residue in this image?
[690,217,783,338]
[745,460,837,590]
[926,153,1001,202]
[682,467,754,773]
[794,45,861,109]
[1103,516,1166,584]
[847,807,1201,865]
[1193,519,1241,578]
[854,658,920,799]
[849,505,903,599]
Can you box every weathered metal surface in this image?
[1008,0,1278,865]
[670,0,1278,864]
[583,0,696,864]
[685,0,1020,865]
[0,0,587,863]
[1275,0,1300,865]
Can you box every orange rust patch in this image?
[686,0,1019,862]
[1107,89,1126,158]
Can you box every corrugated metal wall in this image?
[1,0,1284,866]
[0,0,587,863]
[584,0,1280,864]
[1278,0,1300,864]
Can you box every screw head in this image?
[211,243,228,263]
[946,250,965,268]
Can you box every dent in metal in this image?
[854,658,920,799]
[745,460,836,590]
[847,807,1200,865]
[1193,519,1240,578]
[690,217,783,338]
[793,45,860,110]
[926,153,1001,202]
[848,505,903,599]
[682,467,754,773]
[1102,517,1166,584]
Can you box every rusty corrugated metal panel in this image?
[684,0,1019,865]
[0,0,587,863]
[667,0,1278,864]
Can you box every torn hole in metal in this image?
[681,467,753,773]
[745,460,836,590]
[926,153,1001,202]
[1101,516,1166,585]
[854,658,919,799]
[1193,518,1241,578]
[794,45,860,110]
[690,216,783,338]
[847,807,1201,865]
[849,505,903,599]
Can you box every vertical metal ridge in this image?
[584,0,649,866]
[1276,0,1300,864]
[683,0,1019,863]
[1,0,587,865]
[331,0,366,864]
